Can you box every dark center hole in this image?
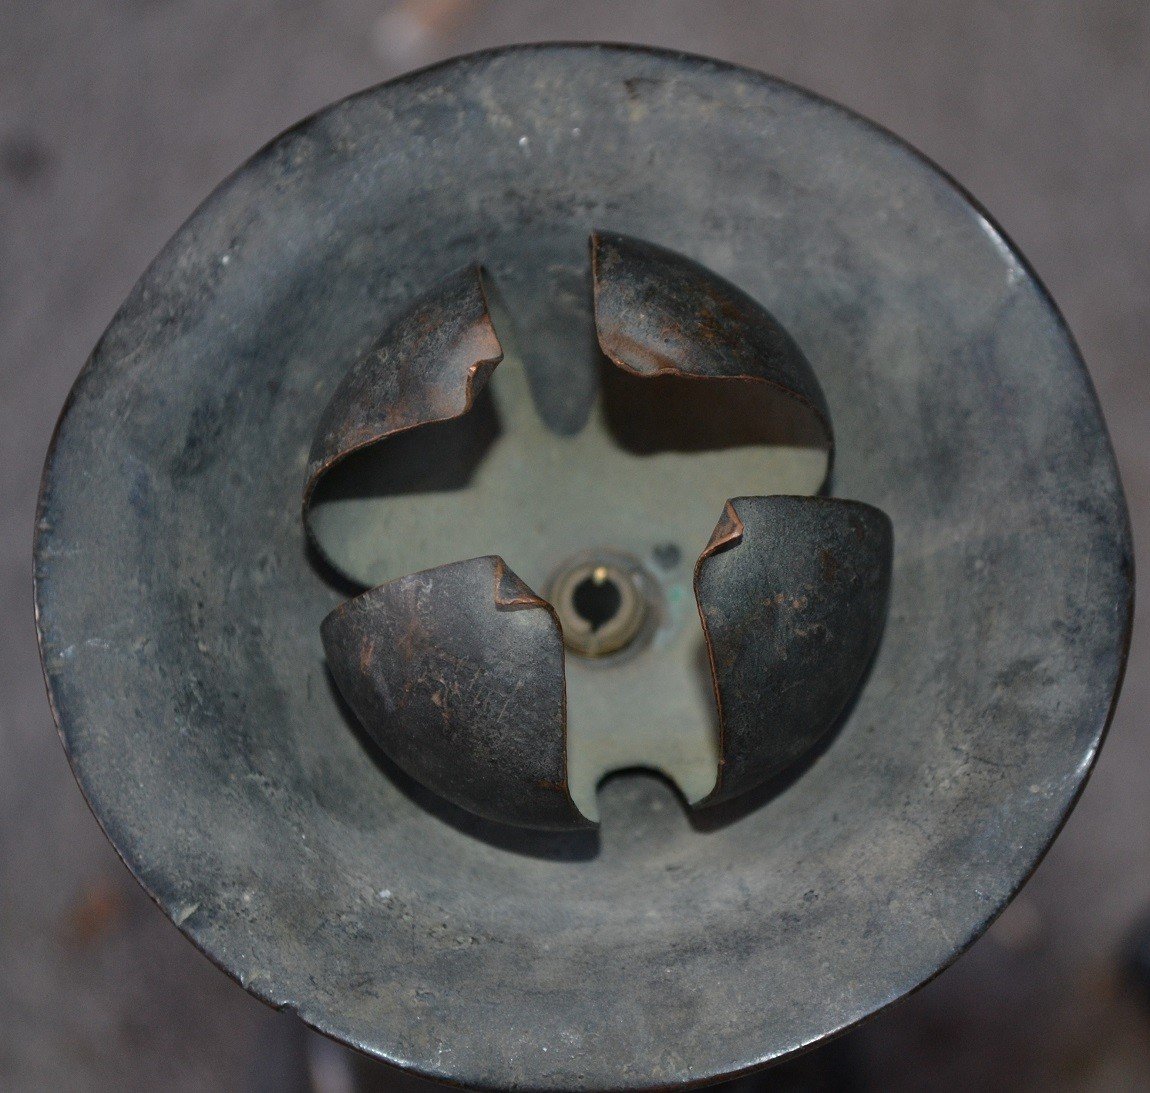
[572,574,622,632]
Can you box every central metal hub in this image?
[551,555,647,658]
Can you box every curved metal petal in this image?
[694,496,892,805]
[591,230,833,469]
[303,266,503,564]
[321,555,591,830]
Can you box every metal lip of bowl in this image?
[34,42,1133,1091]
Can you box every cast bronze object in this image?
[35,44,1132,1091]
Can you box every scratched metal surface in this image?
[30,42,1131,1090]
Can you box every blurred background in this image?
[2,2,1148,1089]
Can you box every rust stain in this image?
[360,638,376,673]
[63,878,127,948]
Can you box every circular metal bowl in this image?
[35,44,1132,1090]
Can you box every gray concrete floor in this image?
[2,2,1149,1089]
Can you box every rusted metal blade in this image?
[303,265,503,567]
[695,495,892,805]
[591,230,833,469]
[321,555,591,829]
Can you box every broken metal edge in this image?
[693,495,893,807]
[321,554,594,830]
[302,265,503,577]
[692,499,746,805]
[590,229,835,482]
